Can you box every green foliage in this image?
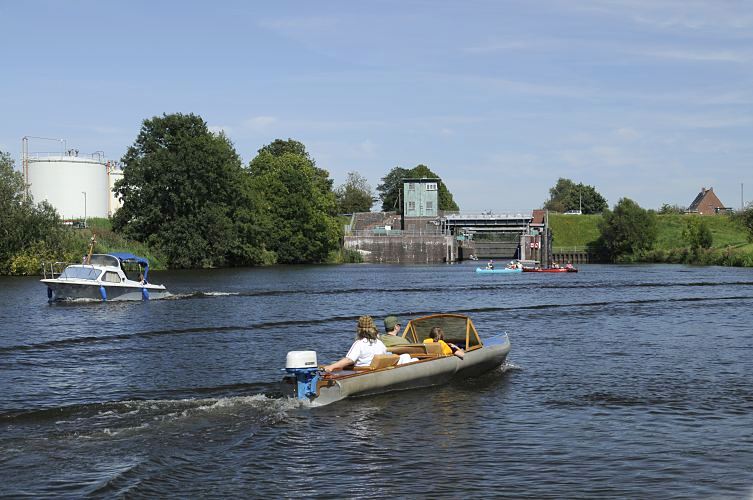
[596,198,657,261]
[112,113,264,268]
[377,167,410,212]
[544,178,607,214]
[549,214,602,247]
[248,146,342,264]
[732,203,753,243]
[658,203,685,214]
[335,171,375,213]
[331,248,364,263]
[682,218,713,250]
[377,164,459,213]
[257,138,334,193]
[653,214,746,250]
[0,151,72,274]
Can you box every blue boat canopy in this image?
[110,252,149,267]
[109,253,151,280]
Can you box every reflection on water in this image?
[1,263,753,497]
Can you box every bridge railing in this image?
[443,210,533,219]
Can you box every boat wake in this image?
[1,392,302,440]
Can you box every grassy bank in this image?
[549,212,753,266]
[549,214,601,248]
[6,218,167,276]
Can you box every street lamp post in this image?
[82,191,87,228]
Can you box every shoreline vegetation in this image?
[550,213,753,267]
[3,114,753,276]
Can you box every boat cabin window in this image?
[120,260,144,282]
[60,266,101,281]
[103,271,121,283]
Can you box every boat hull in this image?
[522,268,577,273]
[41,280,170,302]
[475,268,522,274]
[311,334,510,406]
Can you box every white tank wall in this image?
[108,168,124,216]
[27,156,109,219]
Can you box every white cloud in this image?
[242,116,278,132]
[631,48,750,63]
[208,125,233,135]
[614,128,640,141]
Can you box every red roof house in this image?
[687,187,727,215]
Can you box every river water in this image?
[1,263,752,498]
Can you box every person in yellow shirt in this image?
[424,326,464,359]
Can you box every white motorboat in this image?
[282,313,511,406]
[41,252,169,302]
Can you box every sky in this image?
[1,0,752,212]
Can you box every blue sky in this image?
[2,0,752,211]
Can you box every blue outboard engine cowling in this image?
[284,351,320,400]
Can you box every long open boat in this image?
[282,314,511,406]
[522,267,578,273]
[475,267,522,274]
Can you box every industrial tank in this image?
[107,163,124,217]
[26,154,109,219]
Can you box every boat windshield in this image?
[403,314,482,349]
[89,254,120,267]
[60,266,101,281]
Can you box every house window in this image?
[426,201,433,210]
[408,201,415,211]
[408,183,415,191]
[426,183,437,191]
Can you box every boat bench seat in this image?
[388,343,445,357]
[352,354,400,371]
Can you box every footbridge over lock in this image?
[441,211,549,261]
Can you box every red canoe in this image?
[523,267,578,273]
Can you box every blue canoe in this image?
[475,267,522,274]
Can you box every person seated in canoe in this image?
[424,326,464,359]
[552,262,560,269]
[565,262,574,270]
[323,316,388,372]
[506,261,517,269]
[486,260,494,270]
[379,315,410,347]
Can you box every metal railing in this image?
[551,246,589,253]
[345,228,445,237]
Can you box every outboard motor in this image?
[284,351,320,401]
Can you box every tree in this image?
[335,172,375,213]
[377,164,459,213]
[658,203,686,214]
[0,151,66,273]
[597,198,657,261]
[112,113,264,268]
[734,202,753,243]
[544,178,607,214]
[682,218,713,250]
[376,166,410,212]
[257,138,333,193]
[248,143,341,264]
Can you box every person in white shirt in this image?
[324,315,387,372]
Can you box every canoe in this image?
[475,267,522,274]
[282,314,511,406]
[522,267,578,273]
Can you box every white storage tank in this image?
[27,154,109,219]
[107,163,124,216]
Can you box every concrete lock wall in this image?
[344,234,456,263]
